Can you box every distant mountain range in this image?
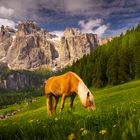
[0,20,99,70]
[99,37,113,45]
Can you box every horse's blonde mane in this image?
[69,72,90,106]
[69,71,89,91]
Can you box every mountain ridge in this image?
[0,20,99,70]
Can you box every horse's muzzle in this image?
[87,105,96,111]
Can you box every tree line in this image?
[62,22,140,88]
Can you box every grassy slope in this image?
[0,80,140,140]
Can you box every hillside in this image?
[62,22,140,88]
[0,80,140,140]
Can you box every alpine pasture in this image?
[0,80,140,140]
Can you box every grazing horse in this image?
[45,71,96,115]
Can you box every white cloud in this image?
[0,18,16,29]
[78,18,109,37]
[78,19,102,32]
[94,25,109,37]
[0,6,14,17]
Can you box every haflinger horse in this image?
[45,71,96,115]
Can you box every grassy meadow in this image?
[0,80,140,140]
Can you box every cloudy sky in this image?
[0,0,140,37]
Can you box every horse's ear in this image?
[87,92,90,97]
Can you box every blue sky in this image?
[0,0,140,38]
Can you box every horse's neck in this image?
[77,81,88,106]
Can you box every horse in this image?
[45,71,96,115]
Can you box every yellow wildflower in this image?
[28,119,34,123]
[80,128,88,136]
[99,129,107,135]
[80,128,85,132]
[113,124,117,128]
[68,133,76,140]
[82,129,88,136]
[55,117,58,121]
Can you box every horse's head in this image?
[78,81,96,111]
[85,91,96,111]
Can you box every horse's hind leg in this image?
[47,94,53,116]
[53,96,59,113]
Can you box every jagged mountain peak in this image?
[64,27,81,38]
[0,20,99,70]
[18,20,41,31]
[16,20,47,37]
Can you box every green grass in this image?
[0,80,140,140]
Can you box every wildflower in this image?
[80,128,85,132]
[99,129,107,135]
[80,128,88,136]
[82,129,88,136]
[113,124,117,128]
[55,117,58,121]
[36,119,39,122]
[28,119,34,123]
[68,133,76,140]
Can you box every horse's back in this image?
[45,72,80,96]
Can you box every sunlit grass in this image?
[0,80,140,140]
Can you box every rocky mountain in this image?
[0,71,44,91]
[0,20,99,70]
[99,37,113,45]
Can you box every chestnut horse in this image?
[45,71,95,115]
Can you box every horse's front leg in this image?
[47,94,53,116]
[60,94,66,112]
[53,96,59,113]
[70,95,76,110]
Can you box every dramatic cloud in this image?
[78,19,102,32]
[1,0,140,20]
[94,25,109,37]
[0,0,37,20]
[64,0,92,14]
[79,19,109,37]
[0,0,140,37]
[0,6,14,17]
[0,18,16,29]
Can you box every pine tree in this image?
[117,35,130,83]
[107,51,119,85]
[62,21,140,87]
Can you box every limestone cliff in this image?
[0,21,99,70]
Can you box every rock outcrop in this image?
[0,71,44,91]
[99,37,113,45]
[0,20,99,70]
